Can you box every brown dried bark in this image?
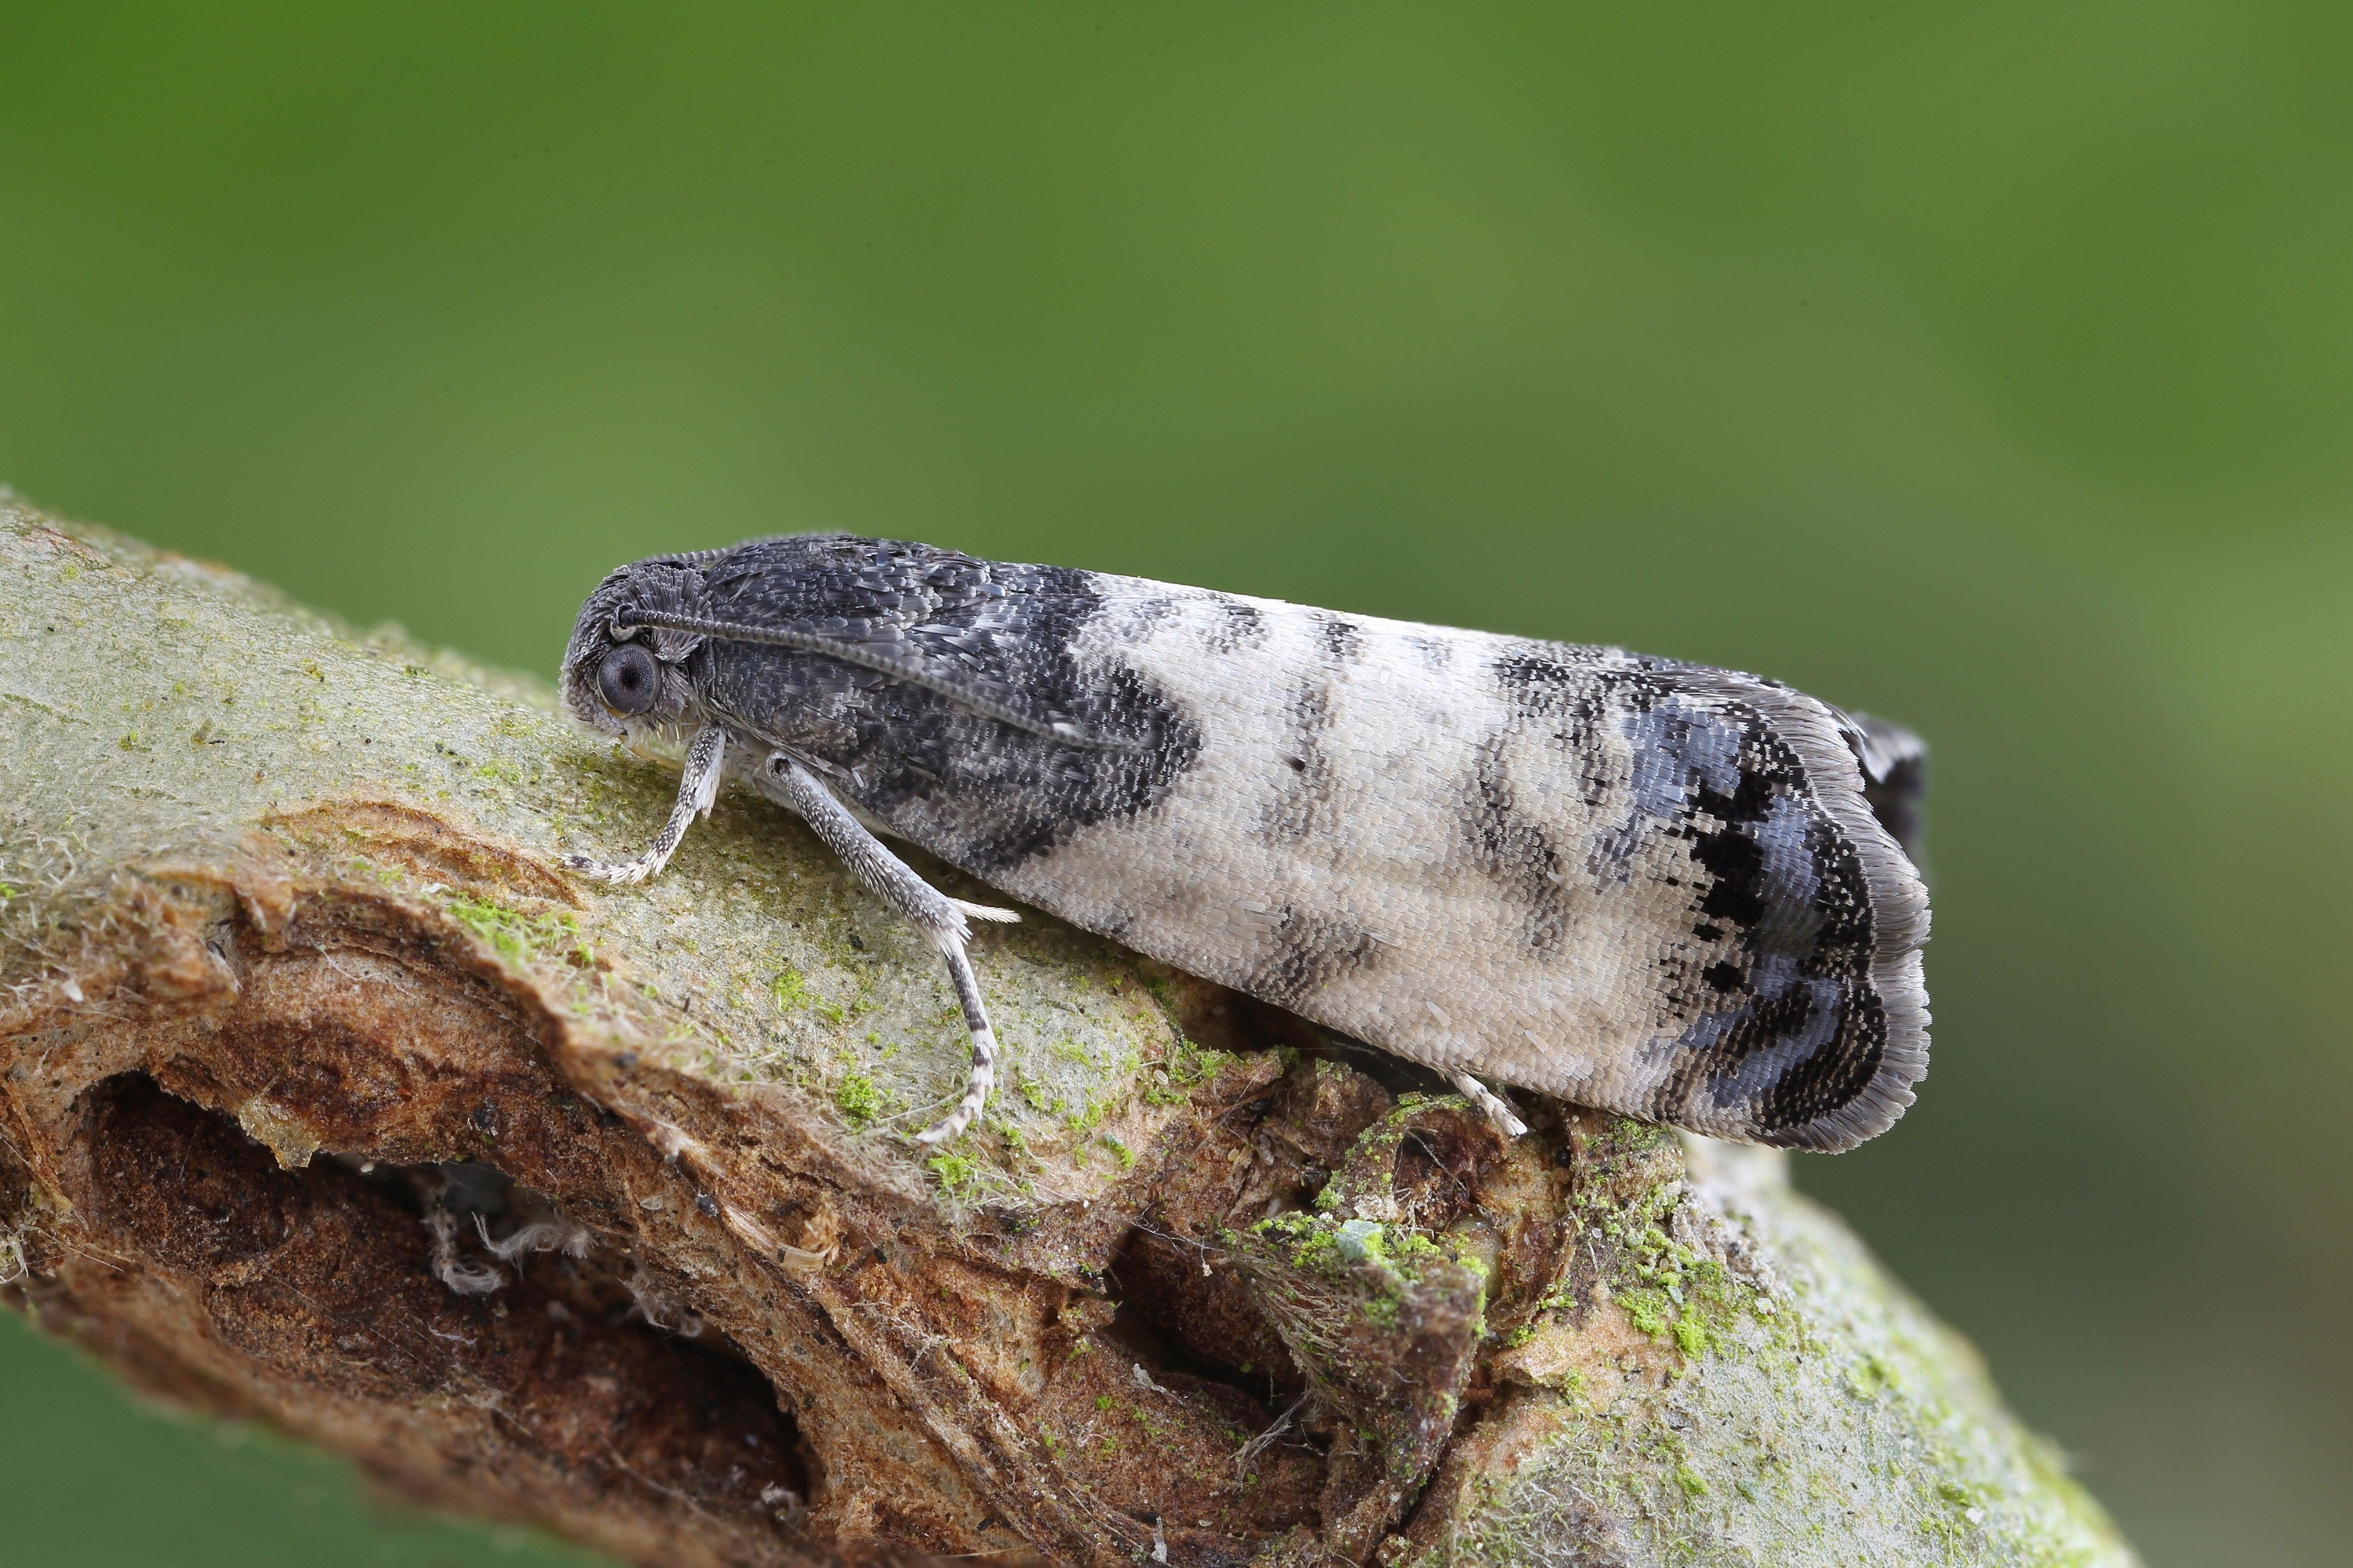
[0,500,2138,1568]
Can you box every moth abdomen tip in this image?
[564,533,1933,1156]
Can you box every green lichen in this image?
[1250,1210,1346,1276]
[833,1072,882,1129]
[926,1151,977,1193]
[442,892,592,970]
[1619,1287,1672,1340]
[1227,1102,1497,1510]
[1336,1218,1387,1261]
[1142,1034,1231,1105]
[1420,1137,2138,1568]
[0,508,2138,1568]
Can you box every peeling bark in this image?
[0,501,2137,1567]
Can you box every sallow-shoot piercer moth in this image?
[560,535,1929,1153]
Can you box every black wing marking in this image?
[677,536,1201,876]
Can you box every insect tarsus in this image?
[567,728,1017,1145]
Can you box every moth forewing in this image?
[558,534,1931,1153]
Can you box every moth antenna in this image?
[566,540,1936,1156]
[612,606,1140,750]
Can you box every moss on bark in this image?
[0,501,2136,1567]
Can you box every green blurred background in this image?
[2,4,2347,1563]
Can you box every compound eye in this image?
[596,642,661,716]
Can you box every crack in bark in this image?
[0,503,2139,1568]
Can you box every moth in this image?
[560,535,1929,1153]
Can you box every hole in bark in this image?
[1108,1228,1308,1410]
[80,1074,812,1521]
[313,1155,729,1341]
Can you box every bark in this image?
[0,499,2138,1568]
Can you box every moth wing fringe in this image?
[1669,670,1933,1154]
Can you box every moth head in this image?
[560,562,708,741]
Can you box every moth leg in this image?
[757,754,1012,1145]
[1450,1072,1529,1139]
[564,726,727,885]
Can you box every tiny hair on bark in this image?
[0,498,2138,1568]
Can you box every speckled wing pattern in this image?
[660,536,1931,1152]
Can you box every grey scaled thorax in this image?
[559,534,1931,1152]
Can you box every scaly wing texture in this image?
[687,538,1930,1151]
